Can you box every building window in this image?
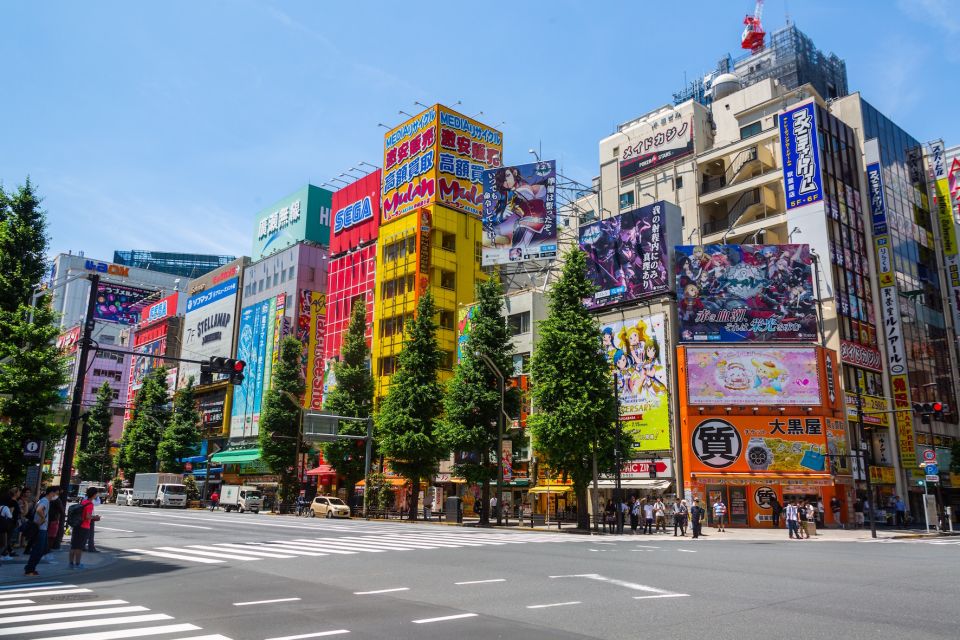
[675,176,683,190]
[378,355,397,376]
[280,269,286,283]
[439,309,455,330]
[440,270,456,290]
[273,273,279,287]
[612,146,619,159]
[258,280,264,293]
[619,191,634,210]
[288,266,295,281]
[512,352,530,376]
[439,351,454,370]
[507,311,530,336]
[441,232,456,252]
[740,121,762,139]
[475,241,482,263]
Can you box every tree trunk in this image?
[576,485,590,530]
[480,450,491,527]
[408,476,419,521]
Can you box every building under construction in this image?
[674,23,848,106]
[113,249,236,279]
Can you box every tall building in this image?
[113,249,235,279]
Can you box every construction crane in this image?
[741,0,766,53]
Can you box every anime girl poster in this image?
[481,161,558,266]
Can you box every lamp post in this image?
[476,351,508,526]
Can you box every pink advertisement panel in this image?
[684,347,822,406]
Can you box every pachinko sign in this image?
[600,313,671,451]
[675,244,816,342]
[684,347,822,406]
[481,161,557,265]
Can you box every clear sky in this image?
[2,0,957,261]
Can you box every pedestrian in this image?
[816,499,825,528]
[1,487,19,559]
[690,499,705,539]
[673,498,688,536]
[806,502,817,537]
[68,487,101,569]
[713,497,726,532]
[210,490,220,511]
[830,496,842,528]
[894,495,906,528]
[24,486,59,576]
[603,500,615,533]
[17,487,33,550]
[86,492,100,552]
[853,496,864,529]
[46,493,64,557]
[642,499,655,534]
[798,501,809,538]
[629,496,640,534]
[490,495,498,521]
[654,497,666,533]
[770,496,782,529]
[785,499,801,539]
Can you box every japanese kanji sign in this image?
[618,106,694,181]
[780,102,823,210]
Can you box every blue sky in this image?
[2,0,958,261]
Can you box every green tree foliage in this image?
[377,291,447,521]
[158,380,201,473]
[0,180,68,485]
[439,275,520,525]
[528,249,620,529]
[75,381,115,482]
[118,366,171,478]
[363,471,393,517]
[258,336,306,503]
[183,475,200,502]
[951,441,960,475]
[322,299,375,495]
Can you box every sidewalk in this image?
[0,547,113,585]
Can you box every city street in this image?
[1,506,957,640]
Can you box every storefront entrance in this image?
[706,485,748,527]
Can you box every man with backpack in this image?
[24,486,59,576]
[68,487,101,569]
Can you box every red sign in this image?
[621,459,673,478]
[839,340,883,373]
[56,326,82,355]
[211,265,240,285]
[329,171,381,255]
[140,292,179,324]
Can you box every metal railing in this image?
[701,146,759,195]
[701,188,762,236]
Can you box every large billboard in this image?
[381,105,503,223]
[780,102,823,210]
[95,282,155,324]
[580,201,680,310]
[179,277,239,387]
[230,298,273,439]
[330,170,381,255]
[601,313,670,451]
[481,161,557,265]
[253,185,332,261]
[619,110,693,181]
[297,290,326,410]
[684,347,822,406]
[140,292,178,325]
[675,244,816,342]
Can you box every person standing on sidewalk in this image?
[673,498,688,536]
[654,497,666,533]
[24,486,58,576]
[210,490,220,511]
[46,495,64,559]
[785,499,801,539]
[830,496,842,528]
[798,501,810,538]
[86,492,100,552]
[894,496,906,528]
[713,498,726,532]
[69,487,100,569]
[642,498,655,534]
[770,496,783,529]
[690,499,705,539]
[853,496,864,529]
[629,496,640,534]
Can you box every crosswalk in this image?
[123,530,585,566]
[867,537,960,546]
[0,581,232,640]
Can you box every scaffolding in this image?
[113,249,236,279]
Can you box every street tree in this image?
[322,298,375,496]
[528,249,619,530]
[377,291,447,521]
[158,379,201,473]
[258,336,306,503]
[0,179,49,313]
[118,366,171,478]
[75,381,115,482]
[439,274,519,526]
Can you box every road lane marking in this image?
[126,549,223,564]
[633,594,690,600]
[167,636,234,640]
[633,545,660,549]
[296,539,387,553]
[265,541,355,555]
[233,598,301,607]
[185,545,281,560]
[264,631,350,640]
[0,581,63,590]
[241,542,326,557]
[155,523,212,530]
[0,583,74,594]
[0,600,34,607]
[678,549,697,553]
[412,613,478,624]
[454,579,506,585]
[353,588,409,595]
[97,527,135,532]
[0,589,90,599]
[0,605,149,624]
[155,547,260,561]
[211,544,296,558]
[549,573,688,598]
[45,622,202,639]
[0,613,172,636]
[0,600,128,614]
[526,601,581,609]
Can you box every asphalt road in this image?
[1,504,958,640]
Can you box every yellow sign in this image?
[890,373,920,477]
[434,105,503,217]
[869,465,896,484]
[874,237,894,287]
[844,393,890,427]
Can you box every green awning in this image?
[210,449,261,464]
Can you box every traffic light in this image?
[932,401,944,421]
[229,360,245,385]
[205,357,246,385]
[913,401,946,423]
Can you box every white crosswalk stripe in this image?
[0,582,233,640]
[122,530,590,565]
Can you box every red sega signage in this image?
[330,170,381,255]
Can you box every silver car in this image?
[115,488,137,506]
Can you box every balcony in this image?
[700,185,780,239]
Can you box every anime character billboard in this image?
[600,313,670,451]
[580,201,679,310]
[675,244,816,342]
[684,347,822,406]
[481,161,557,265]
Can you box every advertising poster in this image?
[580,201,676,310]
[131,338,166,391]
[780,102,823,210]
[456,304,476,362]
[382,107,438,223]
[95,282,155,324]
[684,347,822,406]
[688,415,836,474]
[481,161,557,265]
[436,105,503,217]
[230,298,272,439]
[179,277,238,387]
[675,244,816,342]
[619,110,693,181]
[56,326,82,355]
[301,291,327,410]
[600,313,670,451]
[930,143,960,342]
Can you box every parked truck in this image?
[133,473,187,508]
[219,484,262,513]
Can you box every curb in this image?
[0,550,116,586]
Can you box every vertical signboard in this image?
[780,102,824,210]
[299,290,327,410]
[415,209,432,295]
[930,142,960,340]
[230,298,272,438]
[382,107,438,223]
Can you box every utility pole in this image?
[57,273,99,541]
[363,416,373,518]
[855,387,878,539]
[612,372,623,534]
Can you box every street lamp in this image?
[475,350,510,526]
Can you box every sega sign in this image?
[334,196,374,234]
[84,260,129,277]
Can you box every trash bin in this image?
[445,496,462,524]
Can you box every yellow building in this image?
[372,104,503,401]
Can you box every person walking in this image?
[673,498,688,536]
[69,487,101,569]
[86,492,100,552]
[654,498,666,533]
[490,495,498,521]
[24,486,58,576]
[690,499,705,539]
[894,496,906,528]
[830,496,842,529]
[770,496,783,529]
[798,501,809,538]
[210,490,220,511]
[853,496,864,529]
[603,500,616,533]
[785,499,801,539]
[642,499,655,534]
[0,487,19,559]
[629,496,640,534]
[713,498,727,532]
[18,487,33,551]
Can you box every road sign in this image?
[925,463,939,476]
[22,439,42,461]
[926,474,940,483]
[922,449,937,463]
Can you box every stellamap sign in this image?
[334,196,373,233]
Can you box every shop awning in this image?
[693,473,834,486]
[210,449,261,464]
[306,465,336,477]
[528,483,574,494]
[356,477,407,487]
[590,479,672,490]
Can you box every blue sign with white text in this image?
[866,162,888,236]
[779,103,823,210]
[186,278,238,313]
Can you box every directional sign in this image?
[922,449,937,463]
[926,475,940,483]
[925,463,939,476]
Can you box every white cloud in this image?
[898,0,960,34]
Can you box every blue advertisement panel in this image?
[675,244,816,343]
[481,160,558,265]
[230,299,272,438]
[866,162,888,236]
[780,102,823,210]
[186,278,238,313]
